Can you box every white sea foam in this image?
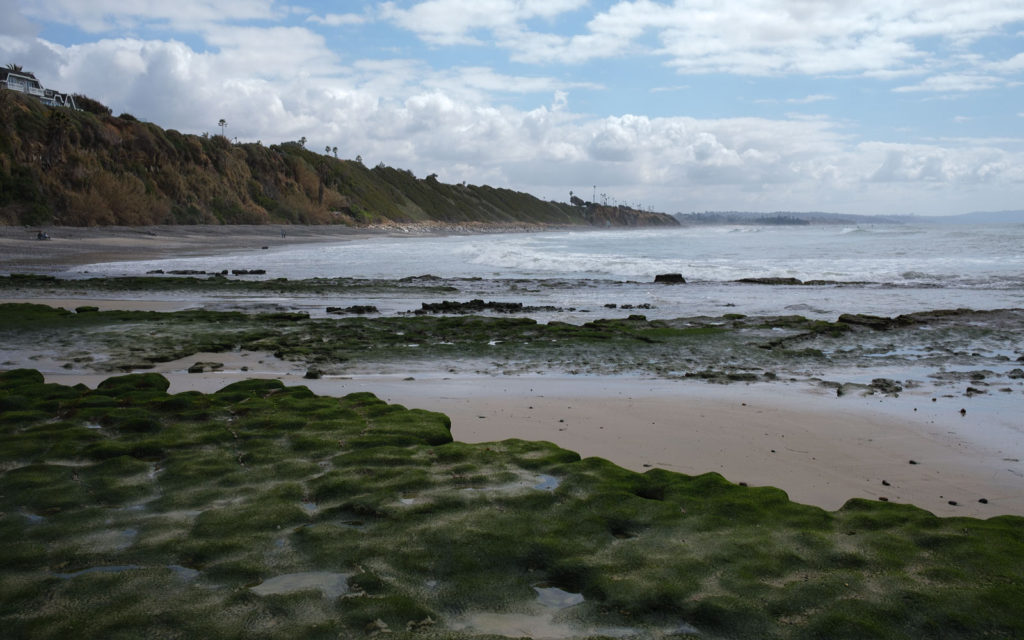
[71,223,1024,319]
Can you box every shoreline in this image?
[0,222,572,271]
[33,351,1023,519]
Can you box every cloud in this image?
[306,13,367,27]
[19,0,279,32]
[379,0,587,46]
[384,0,1024,94]
[787,94,836,104]
[4,3,1024,216]
[862,142,1021,186]
[0,2,39,38]
[893,73,1004,92]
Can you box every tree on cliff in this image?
[71,93,112,116]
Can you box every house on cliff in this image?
[0,68,78,109]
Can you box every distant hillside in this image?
[914,210,1024,224]
[674,211,908,225]
[675,210,1024,226]
[0,91,677,228]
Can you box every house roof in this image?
[1,68,39,81]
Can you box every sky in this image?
[3,1,1024,215]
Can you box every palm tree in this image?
[6,63,23,72]
[218,119,227,136]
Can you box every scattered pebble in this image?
[882,480,890,486]
[979,498,989,504]
[908,460,918,465]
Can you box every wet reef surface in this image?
[2,368,1023,639]
[1,291,1023,399]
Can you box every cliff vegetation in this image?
[0,91,677,228]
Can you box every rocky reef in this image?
[2,368,1023,639]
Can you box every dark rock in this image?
[304,368,321,379]
[1008,368,1024,379]
[654,273,686,284]
[188,362,224,374]
[869,378,903,395]
[263,312,309,321]
[908,460,918,465]
[146,269,165,274]
[736,277,802,285]
[168,269,206,275]
[232,269,267,275]
[413,299,560,314]
[837,313,899,330]
[399,274,442,282]
[979,498,989,504]
[882,480,890,486]
[74,306,99,313]
[417,299,521,314]
[726,372,760,382]
[965,387,986,397]
[326,305,379,315]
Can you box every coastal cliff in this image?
[0,92,678,228]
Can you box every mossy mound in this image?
[1,368,1022,639]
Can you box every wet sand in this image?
[0,225,373,271]
[0,222,548,272]
[35,351,1024,519]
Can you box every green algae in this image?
[1,368,1023,639]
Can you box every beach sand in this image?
[0,222,546,272]
[0,224,375,271]
[4,228,1022,519]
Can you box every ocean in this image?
[74,223,1024,321]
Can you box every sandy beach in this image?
[0,224,378,270]
[0,222,554,272]
[3,227,1022,519]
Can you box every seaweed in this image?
[2,369,1022,638]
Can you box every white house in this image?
[0,68,78,109]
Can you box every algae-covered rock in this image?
[97,372,171,393]
[1,369,1023,639]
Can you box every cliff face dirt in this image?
[0,92,678,228]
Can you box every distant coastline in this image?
[674,209,1024,226]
